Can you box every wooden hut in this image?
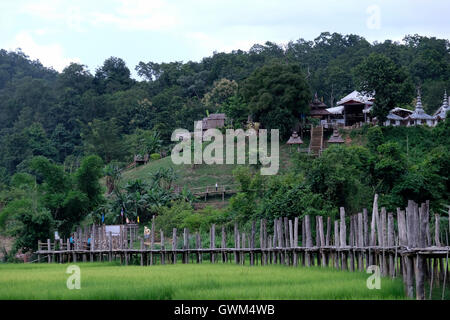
[286,131,303,151]
[335,90,374,126]
[202,113,226,130]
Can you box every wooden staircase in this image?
[309,126,323,156]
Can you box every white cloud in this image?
[91,0,179,31]
[20,0,86,32]
[8,32,80,72]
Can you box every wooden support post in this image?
[277,218,284,265]
[140,238,144,266]
[195,232,200,263]
[108,231,112,262]
[334,220,340,269]
[260,220,265,266]
[388,212,395,277]
[294,217,299,267]
[380,208,388,276]
[301,218,305,266]
[340,207,347,270]
[59,239,63,263]
[236,226,241,265]
[221,226,226,263]
[349,216,355,272]
[210,224,215,264]
[183,228,188,264]
[38,240,41,263]
[263,219,268,265]
[305,215,312,267]
[416,254,426,300]
[46,239,51,263]
[357,213,364,271]
[435,214,441,247]
[369,195,378,267]
[250,221,255,266]
[273,219,278,264]
[317,216,326,267]
[161,230,165,265]
[241,233,245,265]
[234,223,239,264]
[150,216,155,265]
[172,228,177,264]
[283,217,289,265]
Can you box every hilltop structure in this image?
[404,90,436,126]
[433,91,450,122]
[309,93,330,120]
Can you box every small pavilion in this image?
[286,131,303,152]
[327,129,345,145]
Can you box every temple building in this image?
[405,91,436,127]
[433,91,450,123]
[335,90,374,126]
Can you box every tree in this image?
[81,118,128,163]
[354,53,414,123]
[94,57,133,93]
[76,155,104,210]
[202,78,238,112]
[240,62,311,138]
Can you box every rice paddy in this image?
[0,262,406,300]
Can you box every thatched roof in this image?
[286,131,303,145]
[207,113,226,120]
[328,129,345,144]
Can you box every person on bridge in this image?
[69,235,74,250]
[215,182,218,191]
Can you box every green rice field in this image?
[0,262,407,300]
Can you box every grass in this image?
[0,262,406,300]
[119,144,300,190]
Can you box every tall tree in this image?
[354,53,414,123]
[240,62,311,137]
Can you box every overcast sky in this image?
[1,0,449,76]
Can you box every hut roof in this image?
[310,92,328,108]
[286,131,303,145]
[207,113,226,120]
[337,90,374,106]
[310,109,331,116]
[327,129,345,144]
[326,106,344,115]
[386,113,404,121]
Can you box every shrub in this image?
[150,153,161,161]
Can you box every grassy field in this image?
[0,262,406,300]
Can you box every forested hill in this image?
[0,32,449,180]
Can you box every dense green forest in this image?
[0,32,449,257]
[0,32,449,177]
